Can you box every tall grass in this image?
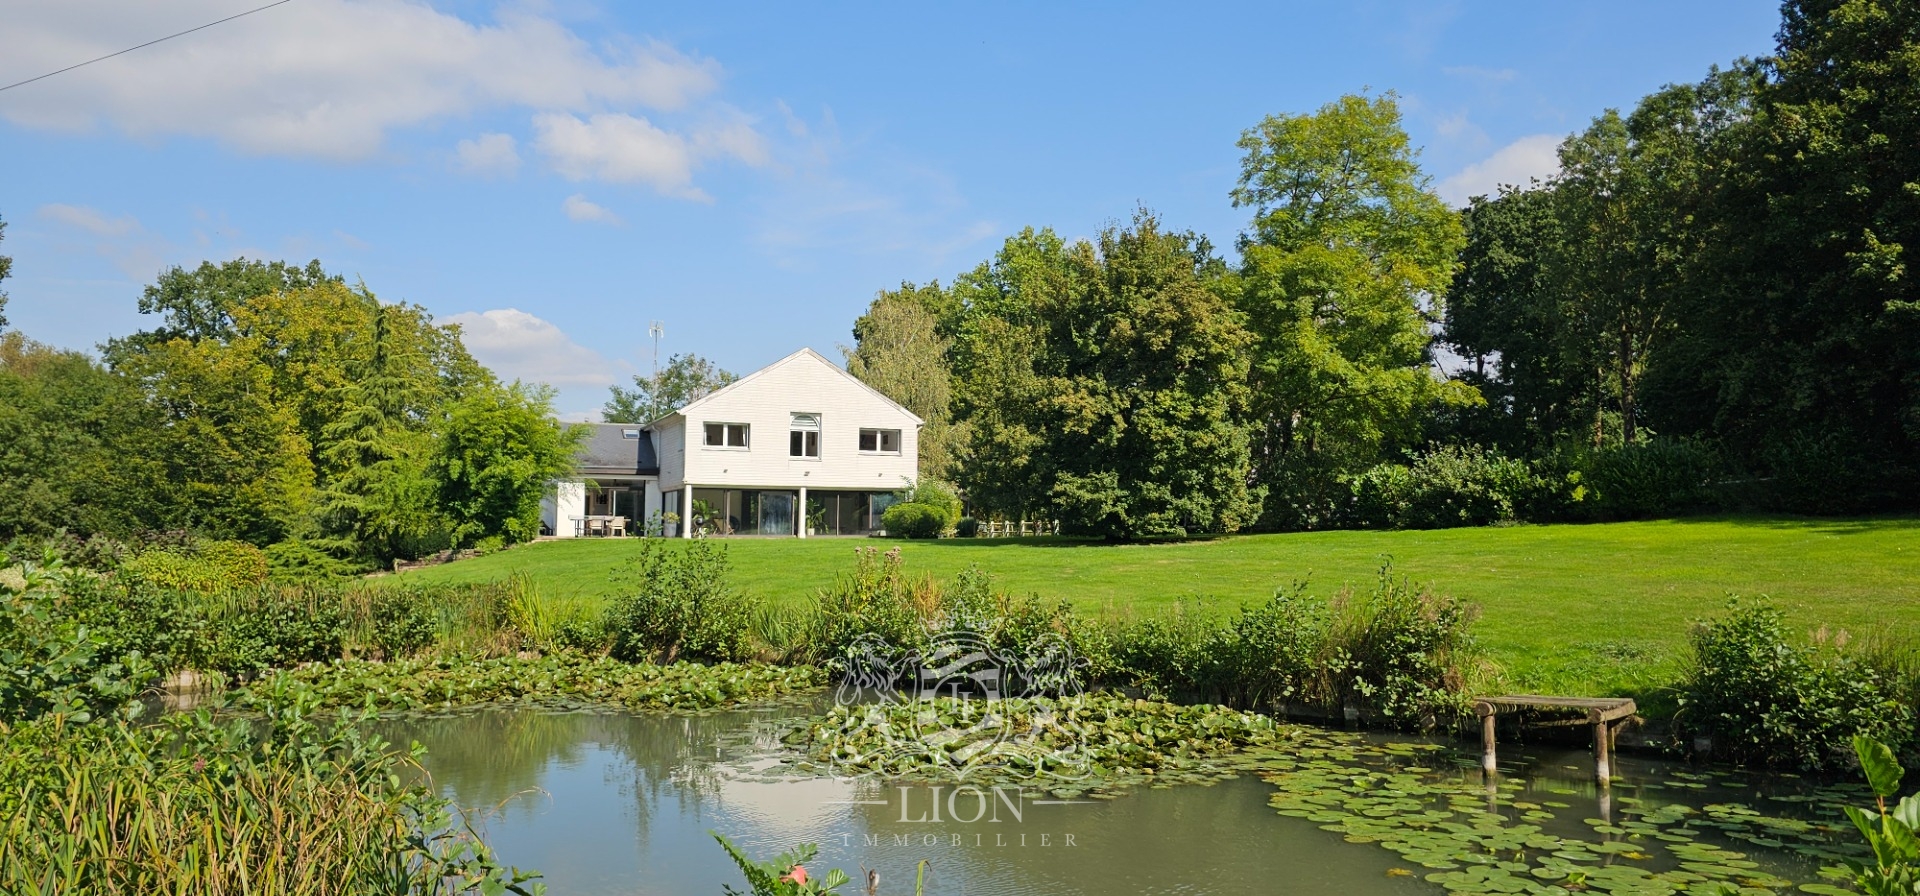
[0,696,542,894]
[1116,567,1479,728]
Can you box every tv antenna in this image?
[648,320,664,378]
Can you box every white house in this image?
[541,348,923,538]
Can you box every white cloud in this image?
[1435,134,1562,206]
[37,203,165,278]
[561,193,622,225]
[38,203,140,237]
[443,308,615,388]
[0,2,721,160]
[453,132,520,177]
[533,111,767,200]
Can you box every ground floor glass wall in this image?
[683,488,901,535]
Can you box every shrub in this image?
[1679,600,1913,769]
[815,547,930,664]
[368,590,437,659]
[120,540,269,592]
[955,516,979,538]
[1578,438,1722,519]
[813,550,1105,687]
[1748,434,1913,515]
[198,587,347,679]
[0,556,156,723]
[1347,445,1544,529]
[603,539,754,663]
[882,502,947,538]
[1326,570,1476,724]
[265,540,364,583]
[896,478,963,527]
[1118,568,1475,728]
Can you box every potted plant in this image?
[805,498,827,536]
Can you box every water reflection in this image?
[379,709,1848,895]
[381,708,1435,894]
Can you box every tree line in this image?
[0,258,581,570]
[842,0,1920,538]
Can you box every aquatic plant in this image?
[1845,734,1920,894]
[238,651,826,715]
[789,693,1293,797]
[713,834,850,895]
[0,689,543,894]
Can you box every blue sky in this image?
[0,1,1782,418]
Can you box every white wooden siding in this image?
[662,350,920,491]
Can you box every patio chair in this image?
[585,517,608,537]
[609,516,627,537]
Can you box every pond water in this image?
[377,707,1861,895]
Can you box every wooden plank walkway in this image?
[1473,695,1637,784]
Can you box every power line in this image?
[0,0,297,94]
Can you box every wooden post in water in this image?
[1475,700,1498,776]
[1591,709,1612,785]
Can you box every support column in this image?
[1591,710,1612,785]
[797,486,808,538]
[681,486,694,539]
[1476,701,1498,777]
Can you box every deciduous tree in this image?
[1230,93,1473,526]
[604,353,737,424]
[846,283,960,478]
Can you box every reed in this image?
[0,703,543,895]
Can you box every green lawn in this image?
[386,516,1920,700]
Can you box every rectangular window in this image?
[859,428,902,454]
[790,412,821,458]
[703,422,748,448]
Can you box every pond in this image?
[377,707,1864,895]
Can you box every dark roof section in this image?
[576,423,660,476]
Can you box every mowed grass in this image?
[386,516,1920,700]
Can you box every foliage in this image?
[793,693,1291,792]
[896,477,963,526]
[954,516,978,537]
[236,653,825,714]
[1671,1,1920,490]
[811,548,1106,678]
[604,352,737,424]
[0,335,146,541]
[1231,92,1474,528]
[198,586,348,679]
[0,212,10,331]
[713,834,851,896]
[881,502,947,539]
[1346,445,1546,529]
[266,538,368,582]
[0,694,544,895]
[1845,735,1920,895]
[1574,438,1723,519]
[604,539,754,663]
[1679,600,1914,769]
[847,283,961,479]
[1118,567,1475,727]
[0,556,156,724]
[948,213,1259,538]
[120,539,270,592]
[369,589,438,659]
[434,381,584,547]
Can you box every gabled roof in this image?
[652,347,925,427]
[575,422,661,476]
